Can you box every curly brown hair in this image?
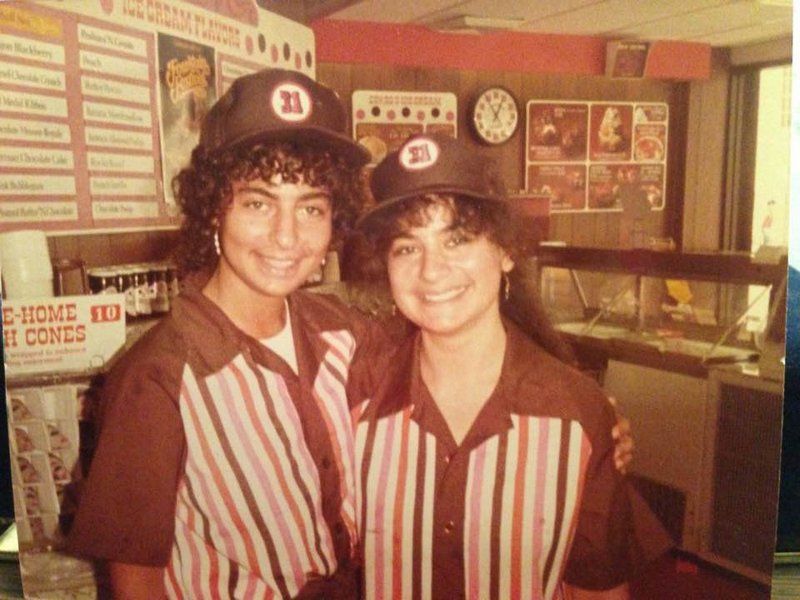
[173,141,365,275]
[363,194,521,267]
[357,193,576,364]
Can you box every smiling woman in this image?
[384,198,513,342]
[173,141,362,280]
[354,133,672,599]
[65,68,378,600]
[205,174,334,338]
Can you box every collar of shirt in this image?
[407,333,513,455]
[171,272,356,383]
[368,319,597,452]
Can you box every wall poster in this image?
[525,100,668,213]
[0,0,313,232]
[157,33,216,208]
[352,90,458,165]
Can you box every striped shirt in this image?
[354,324,668,599]
[67,287,382,598]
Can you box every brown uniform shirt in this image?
[67,287,384,598]
[353,322,672,599]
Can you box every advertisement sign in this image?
[2,294,125,376]
[525,100,669,213]
[157,32,216,207]
[352,90,458,165]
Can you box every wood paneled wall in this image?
[682,49,731,251]
[44,63,691,272]
[318,62,690,250]
[47,229,179,273]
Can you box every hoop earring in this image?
[503,272,510,301]
[214,230,221,256]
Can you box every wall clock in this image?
[470,86,520,145]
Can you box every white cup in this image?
[0,229,49,260]
[0,229,53,299]
[1,256,53,281]
[3,276,54,299]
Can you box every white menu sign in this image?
[0,0,314,232]
[2,294,125,376]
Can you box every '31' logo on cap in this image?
[399,137,440,171]
[271,82,312,122]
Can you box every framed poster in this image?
[352,90,457,165]
[525,100,668,213]
[157,33,216,209]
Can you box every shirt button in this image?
[444,455,451,464]
[444,520,455,534]
[321,457,332,469]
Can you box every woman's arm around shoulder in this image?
[564,583,630,600]
[109,562,167,599]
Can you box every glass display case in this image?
[533,245,787,581]
[534,245,787,378]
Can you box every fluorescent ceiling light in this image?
[430,15,526,33]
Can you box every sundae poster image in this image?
[527,164,587,211]
[158,33,216,207]
[528,102,588,162]
[589,103,633,161]
[588,164,664,210]
[633,104,668,162]
[525,100,668,213]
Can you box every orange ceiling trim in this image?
[312,19,710,80]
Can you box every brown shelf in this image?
[534,246,786,287]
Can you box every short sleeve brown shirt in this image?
[67,287,384,598]
[354,322,671,599]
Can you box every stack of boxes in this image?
[8,384,86,547]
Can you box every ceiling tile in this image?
[693,19,794,45]
[325,0,794,47]
[331,0,464,22]
[613,1,791,42]
[519,0,730,35]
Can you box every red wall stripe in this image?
[312,19,711,80]
[646,40,711,79]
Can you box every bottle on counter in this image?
[149,263,170,314]
[86,268,120,295]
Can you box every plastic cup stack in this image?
[0,229,54,299]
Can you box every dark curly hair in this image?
[173,141,365,275]
[356,193,577,365]
[364,194,520,263]
[352,194,522,288]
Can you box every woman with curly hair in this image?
[67,68,380,599]
[354,133,670,600]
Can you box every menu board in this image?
[352,90,458,165]
[525,100,668,213]
[0,0,313,232]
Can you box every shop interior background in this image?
[0,0,797,597]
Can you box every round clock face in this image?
[471,87,519,145]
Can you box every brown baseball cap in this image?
[358,133,504,228]
[199,68,369,166]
